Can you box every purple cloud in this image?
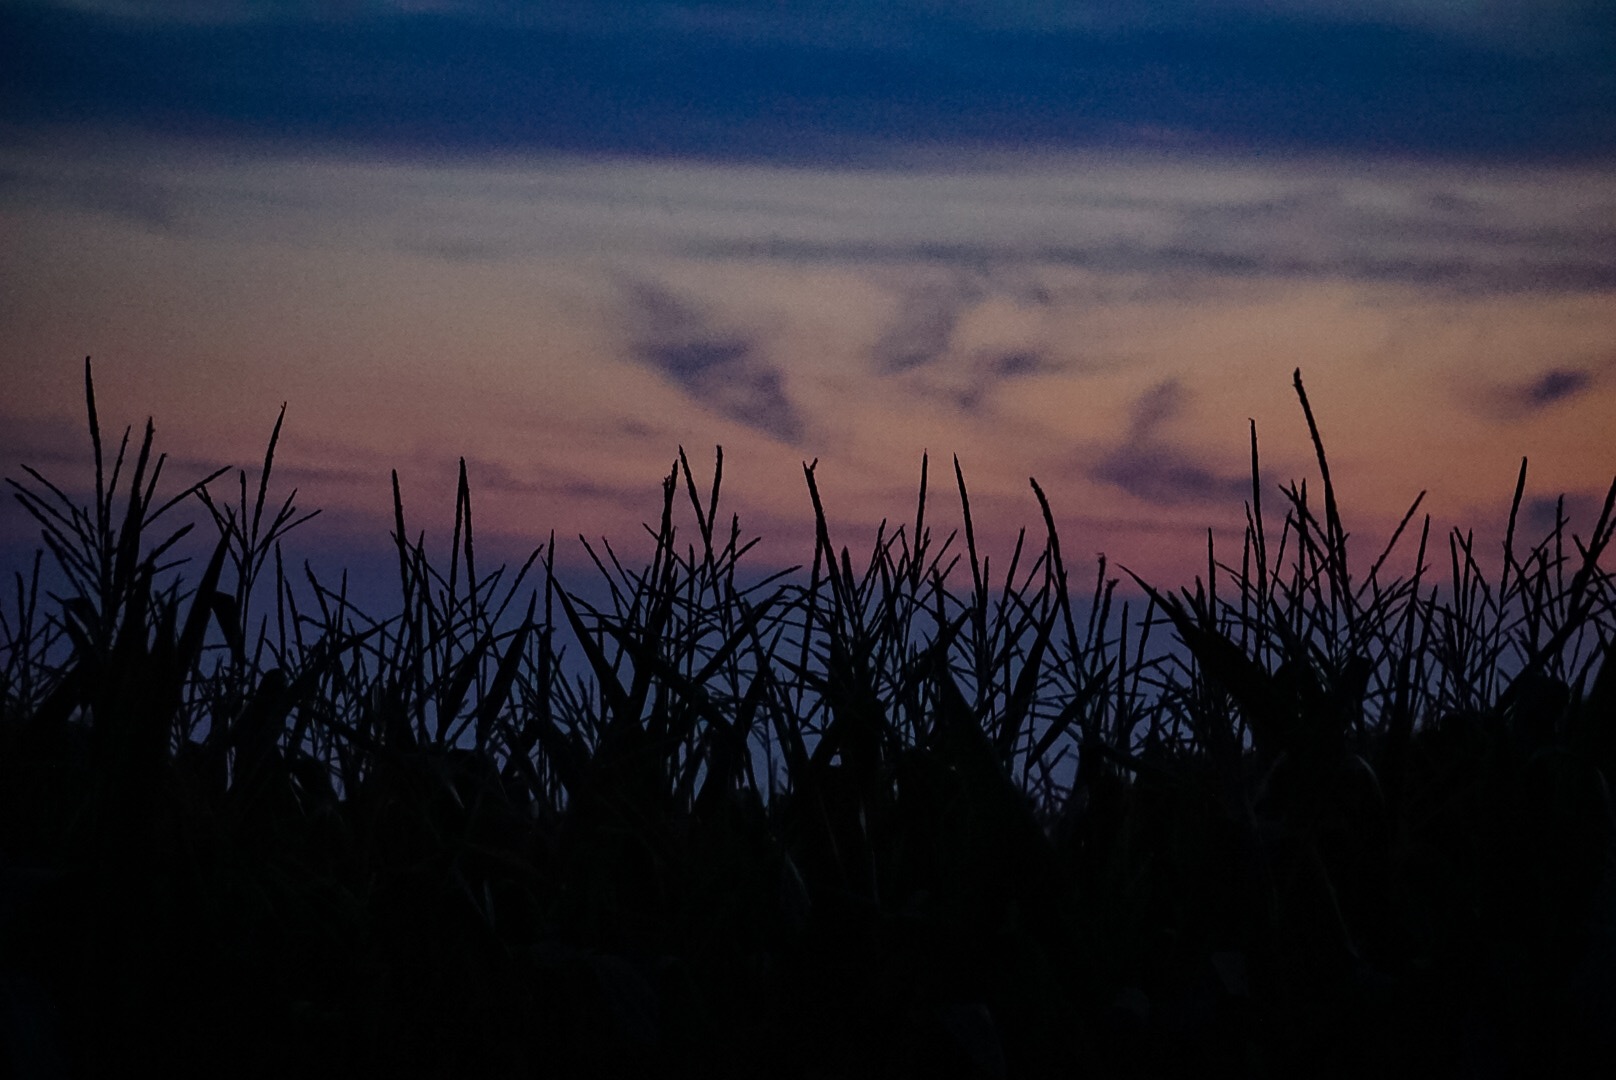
[624,282,804,445]
[1088,379,1248,506]
[1476,367,1596,420]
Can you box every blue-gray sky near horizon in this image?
[2,0,1613,587]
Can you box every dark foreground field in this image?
[3,362,1615,1078]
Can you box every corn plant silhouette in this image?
[2,359,1614,1079]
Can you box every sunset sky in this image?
[3,0,1613,591]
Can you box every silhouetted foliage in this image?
[2,359,1614,1078]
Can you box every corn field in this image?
[2,359,1614,1078]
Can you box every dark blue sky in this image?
[4,0,1614,164]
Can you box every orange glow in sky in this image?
[3,138,1613,590]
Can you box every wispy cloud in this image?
[983,350,1048,378]
[1525,369,1594,407]
[0,412,91,474]
[952,350,1061,415]
[694,189,1616,294]
[623,282,804,445]
[0,165,179,231]
[11,140,1608,300]
[1475,367,1598,421]
[1524,490,1606,537]
[870,276,983,373]
[1088,379,1249,506]
[452,455,647,510]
